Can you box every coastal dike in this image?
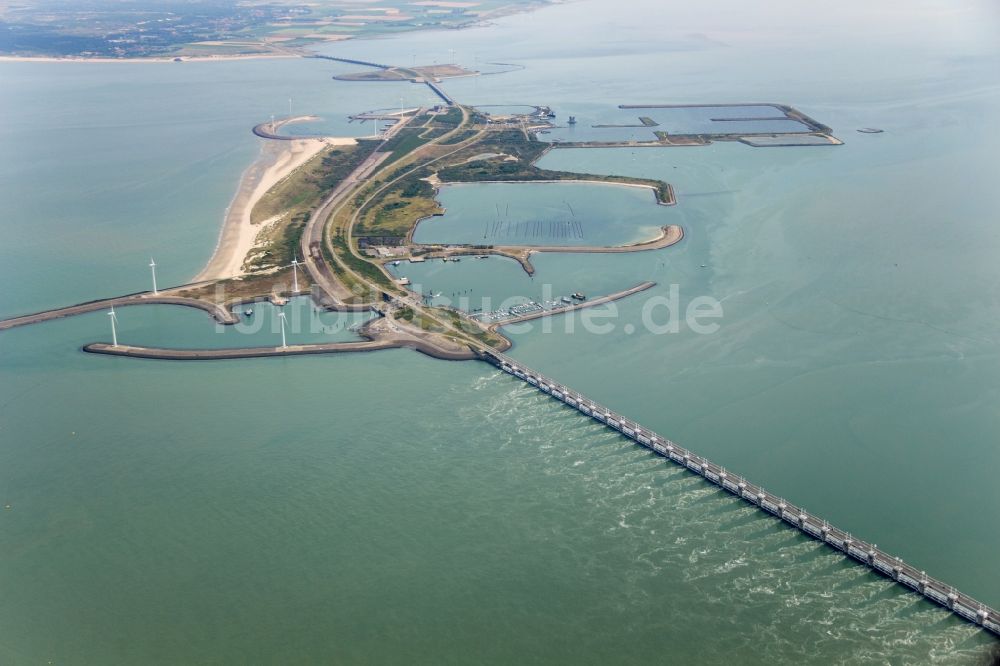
[415,225,683,276]
[481,350,1000,638]
[486,281,656,328]
[251,115,325,141]
[82,338,476,362]
[0,290,237,331]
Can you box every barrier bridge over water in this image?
[479,349,1000,637]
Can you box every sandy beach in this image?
[193,136,356,283]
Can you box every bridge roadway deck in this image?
[425,80,454,106]
[309,55,390,69]
[481,349,1000,638]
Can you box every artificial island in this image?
[2,56,997,639]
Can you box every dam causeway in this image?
[311,54,455,106]
[479,349,1000,638]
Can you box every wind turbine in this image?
[278,310,288,349]
[108,305,119,347]
[149,258,158,294]
[289,257,302,292]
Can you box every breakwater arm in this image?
[82,336,476,361]
[0,291,237,331]
[490,281,656,328]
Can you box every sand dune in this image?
[193,136,356,283]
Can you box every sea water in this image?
[2,0,1000,662]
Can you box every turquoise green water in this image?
[0,58,437,319]
[2,0,1000,662]
[413,181,670,247]
[78,297,375,350]
[1,329,995,664]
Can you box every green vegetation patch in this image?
[437,131,673,204]
[243,140,381,273]
[356,170,442,238]
[177,266,306,305]
[438,309,507,347]
[244,211,310,273]
[433,107,464,127]
[329,230,398,294]
[381,128,433,166]
[251,141,379,225]
[438,129,479,145]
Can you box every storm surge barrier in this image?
[310,55,390,69]
[478,349,1000,637]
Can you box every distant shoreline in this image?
[0,1,560,64]
[0,53,302,64]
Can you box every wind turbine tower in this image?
[278,310,288,349]
[149,258,159,295]
[290,258,301,292]
[108,305,119,347]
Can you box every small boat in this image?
[571,292,586,300]
[393,260,401,266]
[561,296,573,304]
[243,308,254,317]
